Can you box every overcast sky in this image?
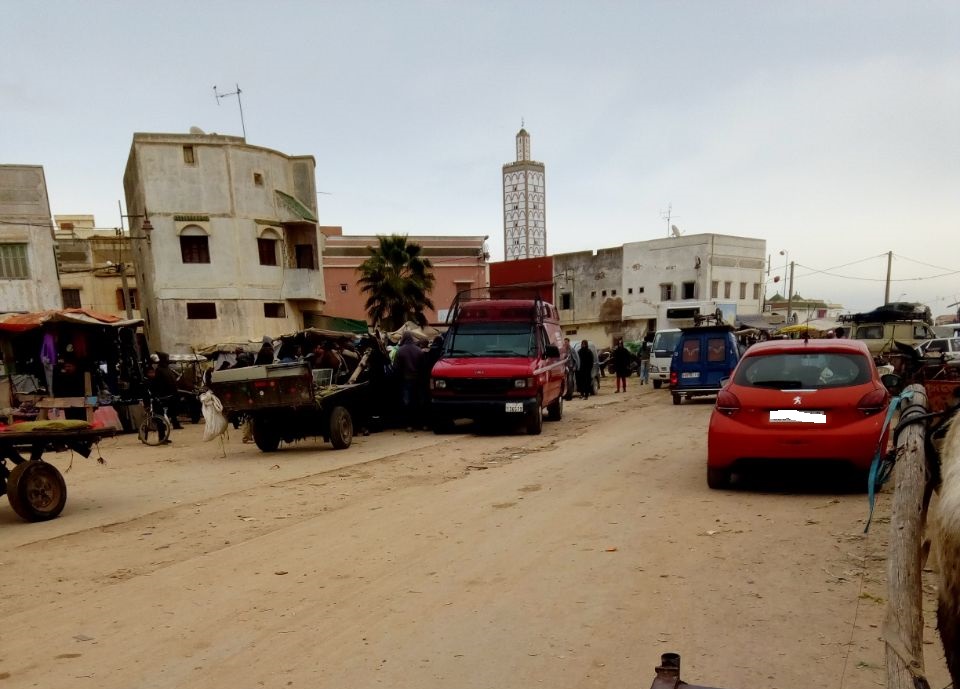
[3,1,958,315]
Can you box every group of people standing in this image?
[563,337,652,398]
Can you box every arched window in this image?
[257,228,281,266]
[179,224,210,264]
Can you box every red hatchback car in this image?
[707,339,891,489]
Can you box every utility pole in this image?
[884,250,893,304]
[786,261,795,324]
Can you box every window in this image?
[628,288,633,295]
[681,339,700,363]
[0,243,29,279]
[711,281,719,299]
[723,281,732,299]
[739,282,747,300]
[264,302,286,318]
[611,289,617,296]
[186,302,217,319]
[116,288,138,310]
[601,290,607,297]
[560,292,572,310]
[339,283,348,293]
[660,283,674,301]
[638,286,644,294]
[753,283,761,300]
[257,237,278,266]
[183,145,195,164]
[180,235,210,264]
[707,338,727,362]
[253,172,264,187]
[591,291,597,298]
[295,244,315,270]
[62,288,81,308]
[682,281,696,299]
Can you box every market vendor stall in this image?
[0,308,146,429]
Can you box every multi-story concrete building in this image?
[320,227,489,325]
[0,165,62,312]
[123,131,324,353]
[490,232,767,346]
[502,128,546,261]
[54,215,139,318]
[621,233,766,335]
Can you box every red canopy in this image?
[0,309,143,333]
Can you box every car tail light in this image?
[716,389,741,416]
[857,388,888,415]
[669,371,678,387]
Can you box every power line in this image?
[794,262,960,282]
[892,252,959,274]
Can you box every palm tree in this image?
[357,234,436,330]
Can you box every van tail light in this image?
[669,371,678,387]
[716,389,741,416]
[857,388,888,416]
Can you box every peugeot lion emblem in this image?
[475,369,485,375]
[793,396,802,405]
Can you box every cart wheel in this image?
[329,406,353,450]
[7,461,67,521]
[253,420,281,453]
[139,415,171,446]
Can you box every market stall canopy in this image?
[775,319,841,335]
[735,314,780,332]
[0,308,143,333]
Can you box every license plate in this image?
[769,410,826,424]
[681,371,699,379]
[505,402,524,413]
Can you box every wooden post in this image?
[885,383,930,689]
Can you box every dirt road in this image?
[0,385,949,688]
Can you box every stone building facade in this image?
[123,132,324,353]
[55,215,139,318]
[0,165,62,312]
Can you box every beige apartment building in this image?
[123,131,325,353]
[0,165,62,312]
[55,215,139,318]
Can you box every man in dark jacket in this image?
[613,339,632,393]
[150,352,183,429]
[395,332,424,431]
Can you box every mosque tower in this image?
[502,127,546,260]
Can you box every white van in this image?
[649,328,682,389]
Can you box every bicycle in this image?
[138,392,176,446]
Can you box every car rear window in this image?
[707,337,726,362]
[734,352,871,389]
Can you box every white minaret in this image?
[502,127,546,260]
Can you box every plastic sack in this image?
[200,390,229,441]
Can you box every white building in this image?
[123,132,325,353]
[621,233,767,332]
[502,128,546,261]
[0,165,62,312]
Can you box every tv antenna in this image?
[213,83,247,139]
[661,203,679,238]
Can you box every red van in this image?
[430,294,567,434]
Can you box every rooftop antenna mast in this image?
[662,203,679,238]
[213,83,247,139]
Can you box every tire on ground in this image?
[546,393,563,421]
[7,460,68,521]
[328,406,353,449]
[253,419,281,452]
[526,400,543,435]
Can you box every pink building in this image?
[320,227,490,325]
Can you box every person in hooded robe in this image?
[255,336,275,366]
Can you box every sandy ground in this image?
[0,382,950,689]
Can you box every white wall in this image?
[621,233,766,327]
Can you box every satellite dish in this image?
[189,126,206,135]
[671,224,682,237]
